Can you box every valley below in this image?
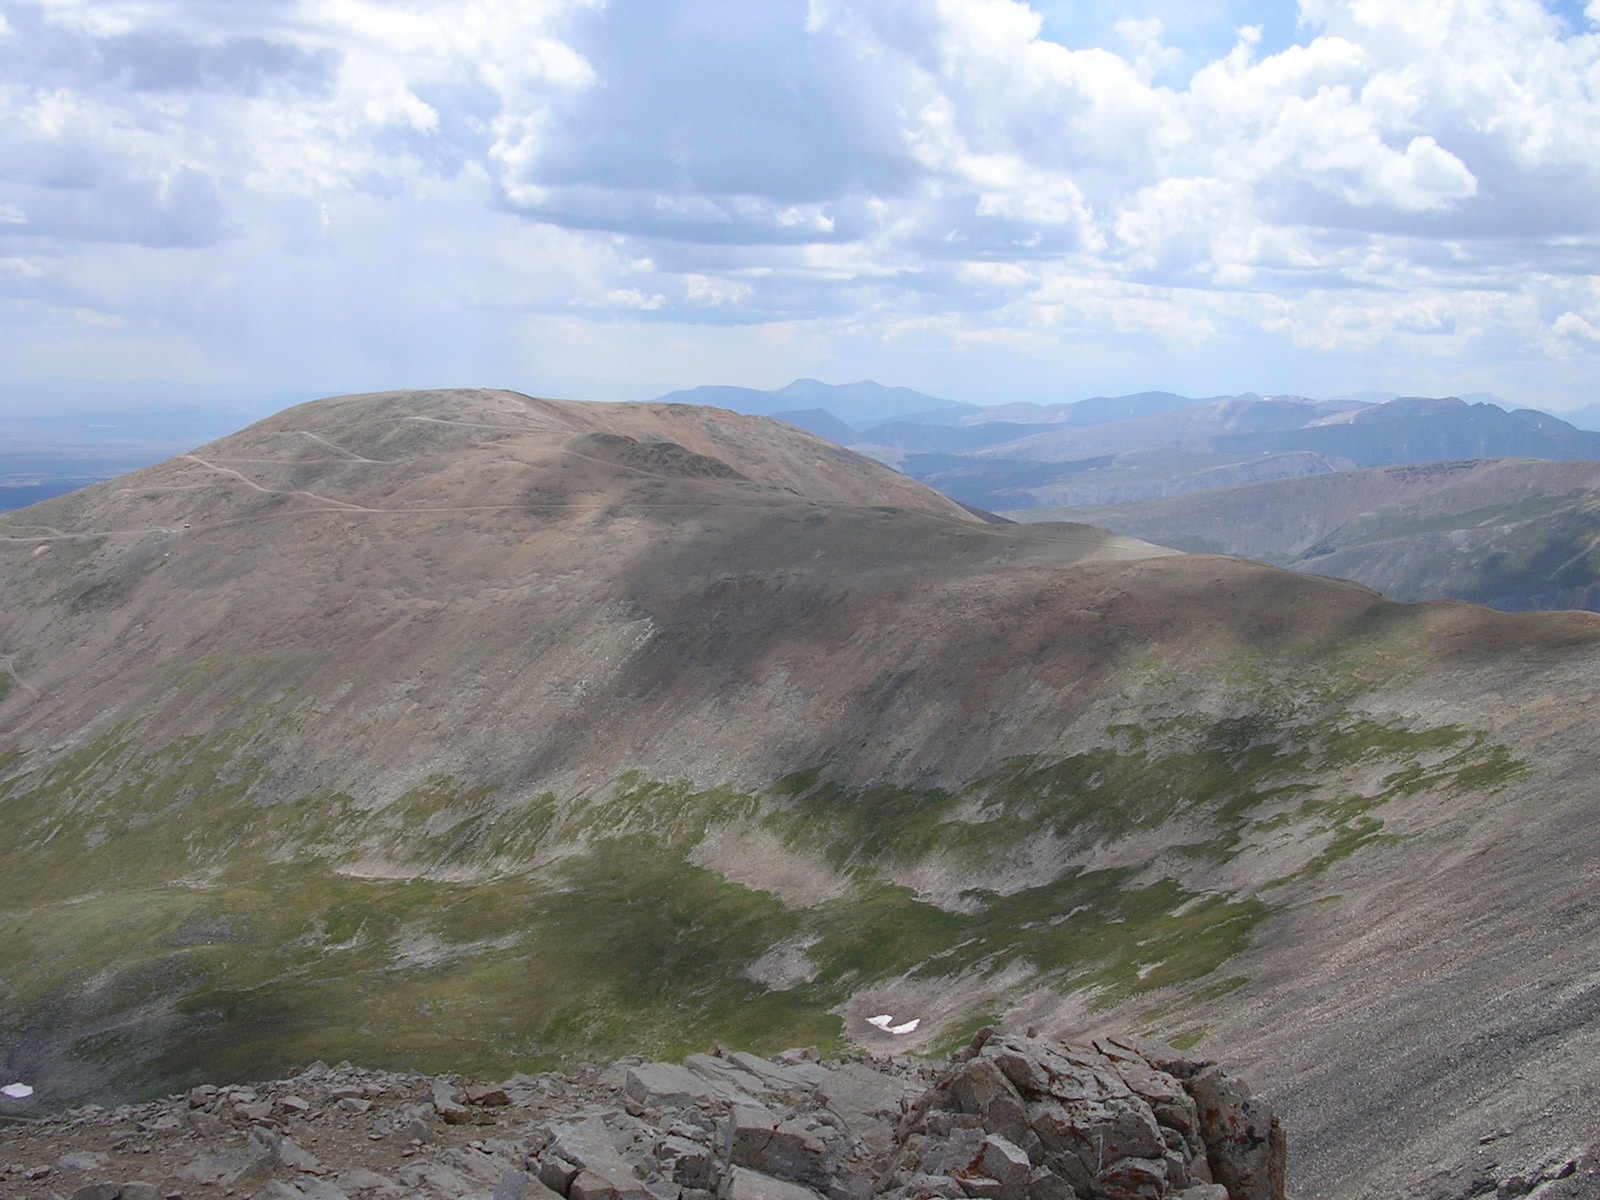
[2,390,1599,1199]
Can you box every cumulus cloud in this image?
[0,0,1597,408]
[1554,310,1600,342]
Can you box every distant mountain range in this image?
[682,383,1600,505]
[654,380,1600,613]
[885,393,1600,510]
[1561,401,1600,431]
[657,382,1600,481]
[651,379,978,427]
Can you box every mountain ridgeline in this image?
[3,390,1600,1199]
[678,381,1600,613]
[1022,459,1600,613]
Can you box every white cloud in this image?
[958,261,1034,288]
[0,255,44,279]
[1113,16,1184,81]
[0,0,1596,409]
[684,274,755,306]
[1554,311,1600,341]
[601,288,665,311]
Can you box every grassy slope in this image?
[0,645,1525,1101]
[1298,490,1600,609]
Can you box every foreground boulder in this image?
[880,1030,1283,1200]
[0,1030,1282,1200]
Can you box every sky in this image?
[2,0,1600,418]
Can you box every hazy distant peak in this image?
[1558,402,1600,432]
[1058,391,1200,426]
[651,379,975,428]
[1507,407,1581,433]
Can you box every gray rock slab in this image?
[819,1062,915,1120]
[177,1144,273,1186]
[977,1134,1031,1200]
[432,1079,472,1125]
[945,1060,1028,1149]
[277,1136,325,1174]
[336,1166,399,1193]
[494,1169,565,1200]
[571,1169,628,1200]
[538,1154,580,1195]
[550,1117,651,1200]
[725,1103,830,1188]
[727,1053,821,1092]
[657,1134,716,1190]
[447,1145,512,1182]
[722,1165,827,1200]
[626,1063,719,1109]
[398,1159,476,1196]
[684,1054,772,1102]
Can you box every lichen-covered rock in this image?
[1189,1065,1286,1200]
[878,1030,1284,1200]
[1094,1154,1167,1200]
[945,1059,1030,1148]
[974,1132,1032,1200]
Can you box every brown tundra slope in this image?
[1,389,1598,1200]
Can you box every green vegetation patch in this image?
[0,686,1530,1102]
[768,705,1518,881]
[798,872,1266,1007]
[765,775,960,870]
[1333,490,1592,547]
[1304,491,1600,609]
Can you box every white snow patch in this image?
[865,1013,920,1034]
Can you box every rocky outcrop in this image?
[880,1030,1282,1200]
[0,1030,1282,1200]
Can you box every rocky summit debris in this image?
[0,1030,1284,1200]
[882,1029,1282,1200]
